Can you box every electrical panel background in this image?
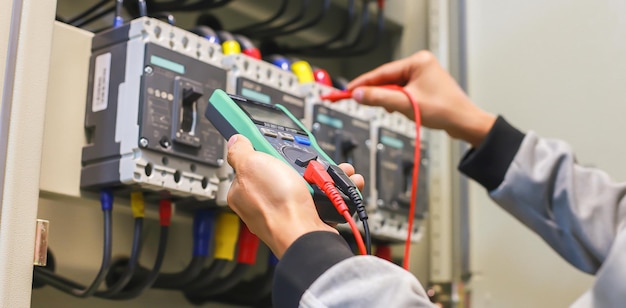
[28,1,437,306]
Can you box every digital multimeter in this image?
[206,89,356,223]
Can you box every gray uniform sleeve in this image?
[272,231,435,308]
[459,116,626,274]
[302,256,436,307]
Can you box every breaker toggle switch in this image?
[181,87,202,133]
[172,78,203,149]
[334,131,358,164]
[395,159,415,210]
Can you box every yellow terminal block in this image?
[213,212,240,260]
[130,191,145,218]
[291,60,315,83]
[222,40,241,55]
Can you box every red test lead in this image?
[319,84,422,270]
[320,90,353,102]
[320,85,404,103]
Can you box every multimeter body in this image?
[206,89,356,223]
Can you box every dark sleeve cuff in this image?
[458,116,525,191]
[272,231,354,308]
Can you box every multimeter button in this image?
[279,132,295,141]
[294,135,311,146]
[260,128,278,138]
[283,147,317,167]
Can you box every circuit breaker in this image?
[222,54,306,119]
[376,128,429,218]
[369,112,429,242]
[81,18,229,200]
[304,83,374,202]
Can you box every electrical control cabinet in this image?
[80,18,229,200]
[222,54,306,120]
[376,128,429,218]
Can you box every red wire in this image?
[393,86,421,271]
[342,211,367,255]
[320,182,367,256]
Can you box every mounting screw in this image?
[312,123,321,131]
[139,137,149,148]
[217,159,224,166]
[144,66,153,74]
[376,143,384,151]
[160,137,171,148]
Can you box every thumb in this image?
[226,134,255,171]
[352,86,413,118]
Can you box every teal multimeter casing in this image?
[206,89,356,223]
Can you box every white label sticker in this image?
[92,53,112,112]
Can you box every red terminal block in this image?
[236,223,260,265]
[375,244,392,262]
[159,199,172,226]
[314,68,333,86]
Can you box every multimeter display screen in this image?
[239,102,302,130]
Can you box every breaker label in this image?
[92,53,111,112]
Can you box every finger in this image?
[226,134,255,171]
[349,174,365,192]
[347,57,414,89]
[337,163,355,177]
[352,86,414,120]
[226,177,241,214]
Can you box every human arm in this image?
[225,135,436,307]
[459,117,626,274]
[349,51,626,273]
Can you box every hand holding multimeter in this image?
[206,89,359,223]
[206,89,370,255]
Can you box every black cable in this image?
[182,259,228,292]
[211,265,274,306]
[33,209,113,297]
[243,0,311,36]
[362,219,372,255]
[73,6,115,28]
[230,0,288,33]
[255,0,330,38]
[322,1,385,57]
[141,0,230,12]
[67,0,110,24]
[299,0,372,57]
[185,264,252,304]
[150,256,206,289]
[346,186,371,255]
[138,0,147,16]
[96,218,143,297]
[109,226,169,300]
[176,0,232,11]
[277,0,356,53]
